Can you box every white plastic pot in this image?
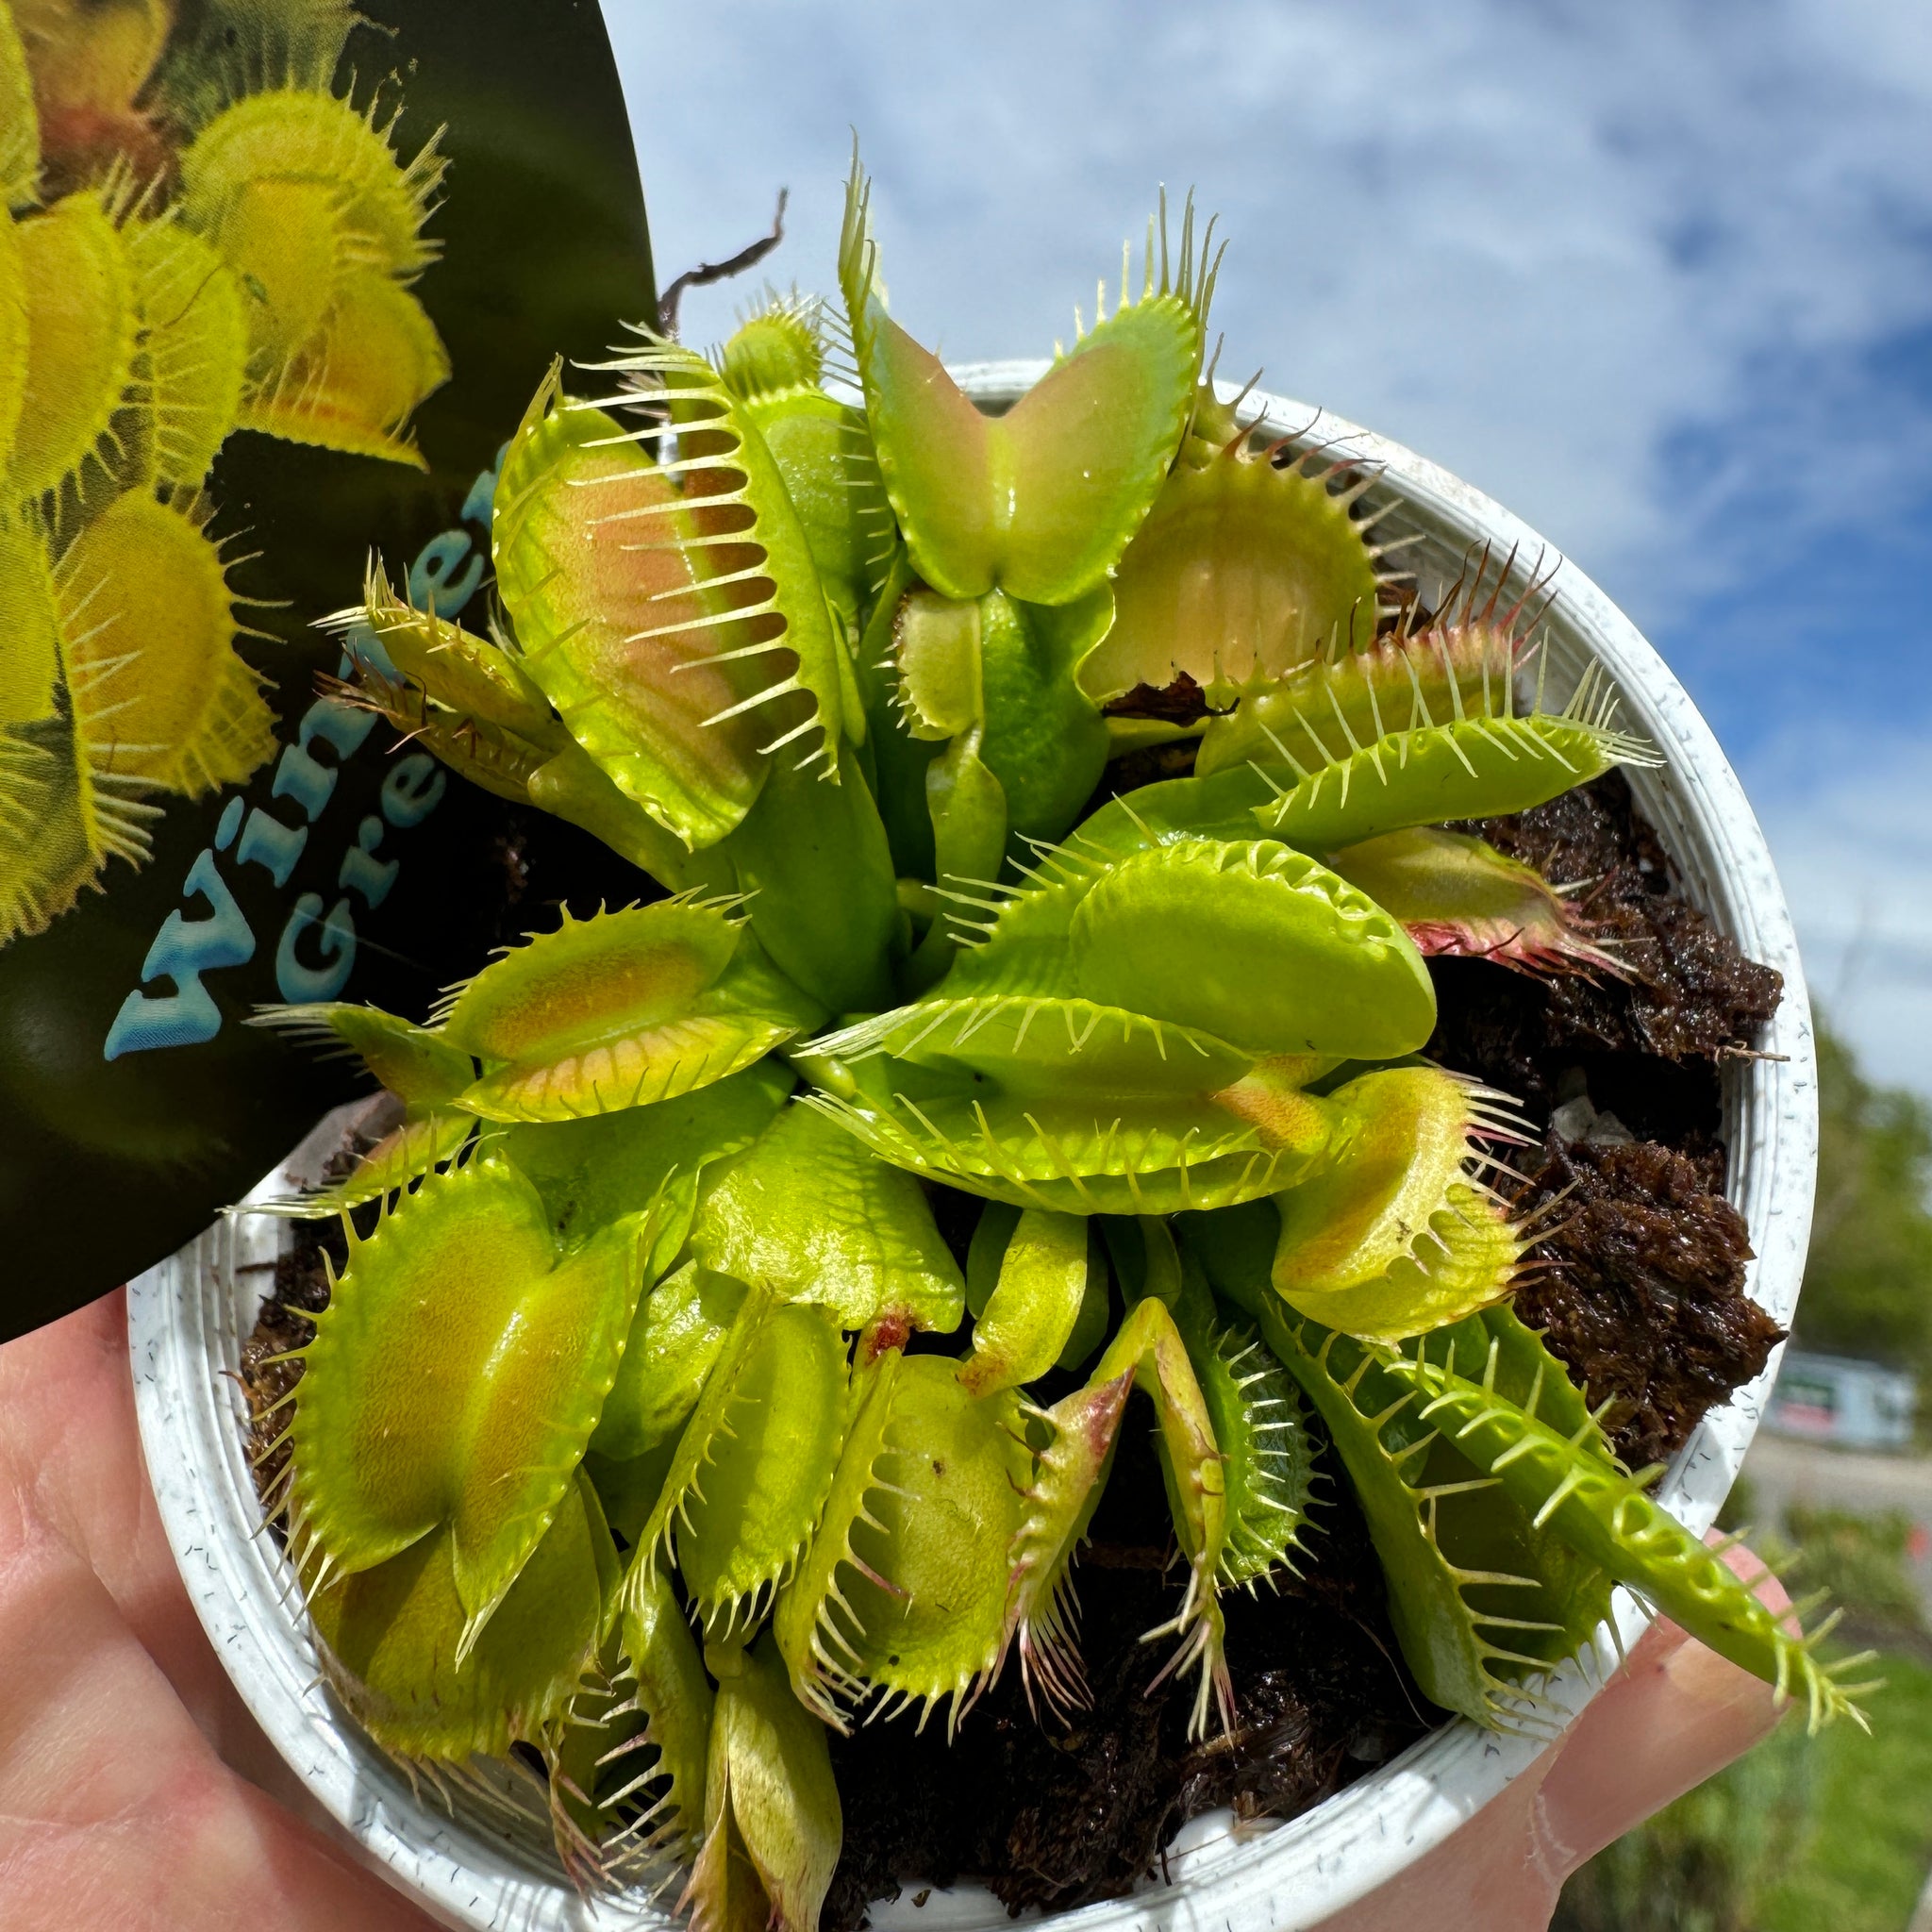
[128,369,1818,1932]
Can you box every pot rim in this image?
[128,369,1817,1932]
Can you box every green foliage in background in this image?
[1799,1019,1932,1404]
[1776,1506,1927,1638]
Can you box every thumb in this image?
[1308,1540,1790,1932]
[1530,1540,1790,1877]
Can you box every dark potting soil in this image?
[1427,769,1788,1473]
[236,762,1789,1926]
[238,1181,347,1521]
[1432,770,1785,1130]
[1507,1135,1781,1474]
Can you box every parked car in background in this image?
[1767,1349,1918,1451]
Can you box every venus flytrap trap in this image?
[56,490,276,792]
[175,79,448,463]
[1078,402,1405,707]
[1380,1338,1880,1734]
[841,152,1220,976]
[840,161,1213,610]
[334,562,696,882]
[714,292,892,658]
[1187,563,1541,781]
[688,1633,844,1932]
[625,1287,850,1646]
[122,212,250,492]
[996,1258,1241,1738]
[429,896,821,1124]
[243,147,1860,1927]
[774,1346,1033,1735]
[1262,1066,1533,1344]
[1328,825,1628,978]
[489,359,791,852]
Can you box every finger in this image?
[0,1498,440,1932]
[1302,1762,1559,1932]
[0,1290,273,1770]
[1530,1542,1789,1874]
[1308,1542,1790,1931]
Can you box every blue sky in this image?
[609,0,1932,1095]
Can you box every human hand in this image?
[1312,1541,1788,1930]
[0,1289,1784,1932]
[0,1288,441,1932]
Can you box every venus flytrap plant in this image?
[260,891,822,1133]
[505,1059,795,1245]
[1,191,283,903]
[887,581,1115,981]
[491,348,903,1012]
[798,831,1459,1221]
[580,331,857,781]
[4,187,142,504]
[1069,633,1657,875]
[1081,1286,1235,1733]
[1247,656,1657,853]
[250,157,1861,1927]
[802,997,1341,1218]
[0,506,166,940]
[590,1266,748,1471]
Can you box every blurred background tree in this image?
[1798,1018,1932,1394]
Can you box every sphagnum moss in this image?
[249,147,1861,1929]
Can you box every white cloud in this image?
[1752,729,1932,1097]
[611,0,1932,607]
